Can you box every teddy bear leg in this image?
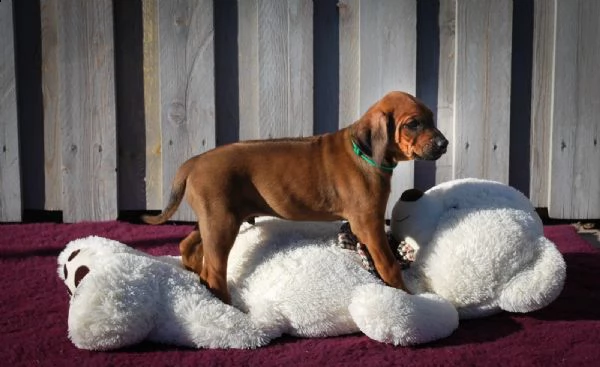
[349,284,459,346]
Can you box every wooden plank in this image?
[258,0,288,139]
[238,0,259,140]
[0,0,22,222]
[360,0,417,217]
[158,0,215,221]
[529,0,554,208]
[453,0,512,183]
[239,0,313,140]
[142,0,163,210]
[338,0,360,128]
[286,0,313,138]
[549,0,600,219]
[339,0,417,217]
[41,0,62,211]
[435,0,456,184]
[256,0,313,139]
[57,0,118,222]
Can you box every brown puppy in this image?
[143,91,448,304]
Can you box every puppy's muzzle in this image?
[420,136,448,160]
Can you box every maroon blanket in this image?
[1,222,598,366]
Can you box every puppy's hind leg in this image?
[180,225,203,274]
[200,212,241,305]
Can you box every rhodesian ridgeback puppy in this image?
[143,91,448,304]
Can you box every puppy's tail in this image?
[141,159,193,225]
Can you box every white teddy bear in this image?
[57,178,565,350]
[391,178,567,318]
[58,223,457,350]
[58,236,270,350]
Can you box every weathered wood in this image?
[158,0,215,221]
[238,0,259,140]
[435,0,456,184]
[258,0,289,139]
[453,0,512,183]
[549,0,600,219]
[40,0,62,211]
[142,0,162,210]
[530,0,554,209]
[338,0,360,128]
[239,0,313,140]
[286,0,313,138]
[340,0,417,217]
[6,0,600,223]
[57,0,118,222]
[0,0,22,222]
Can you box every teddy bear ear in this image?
[400,188,424,202]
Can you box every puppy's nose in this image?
[436,137,448,151]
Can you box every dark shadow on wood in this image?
[14,0,45,210]
[313,0,340,134]
[509,0,533,196]
[215,0,240,145]
[118,210,195,226]
[22,209,62,223]
[415,0,440,191]
[114,0,147,210]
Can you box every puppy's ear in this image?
[354,111,394,166]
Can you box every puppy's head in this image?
[353,91,448,167]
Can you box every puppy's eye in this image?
[404,120,419,130]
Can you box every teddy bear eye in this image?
[394,215,410,223]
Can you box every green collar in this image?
[351,139,397,172]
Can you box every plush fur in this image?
[391,178,567,318]
[57,178,565,350]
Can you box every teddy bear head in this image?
[390,178,565,318]
[390,178,543,250]
[60,247,92,296]
[57,236,136,297]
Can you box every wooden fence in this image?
[1,0,598,222]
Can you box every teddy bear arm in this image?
[498,237,566,313]
[348,284,458,346]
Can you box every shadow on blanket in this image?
[531,252,600,322]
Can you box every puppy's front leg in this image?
[350,217,407,292]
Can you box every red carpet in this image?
[0,222,598,366]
